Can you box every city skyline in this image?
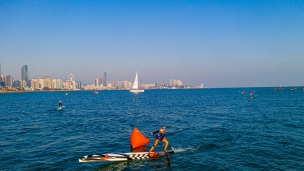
[1,1,304,87]
[0,63,191,86]
[0,64,193,91]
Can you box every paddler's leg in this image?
[149,139,159,152]
[162,138,169,152]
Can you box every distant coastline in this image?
[1,86,303,94]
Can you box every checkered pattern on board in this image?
[129,153,150,160]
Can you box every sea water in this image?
[1,88,304,171]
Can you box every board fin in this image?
[130,128,150,149]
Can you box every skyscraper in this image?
[95,77,99,86]
[21,65,28,85]
[98,78,102,86]
[0,75,5,86]
[77,81,82,89]
[103,72,107,86]
[69,74,74,81]
[68,74,76,89]
[169,79,173,87]
[6,75,13,87]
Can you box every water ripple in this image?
[1,88,304,170]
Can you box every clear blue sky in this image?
[0,0,303,87]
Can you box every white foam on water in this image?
[171,146,201,153]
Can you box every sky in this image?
[0,0,303,87]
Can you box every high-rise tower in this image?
[95,77,99,86]
[21,65,28,86]
[69,74,74,81]
[103,72,107,86]
[98,78,102,86]
[6,75,13,87]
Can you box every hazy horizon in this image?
[1,1,304,87]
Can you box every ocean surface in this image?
[1,88,304,171]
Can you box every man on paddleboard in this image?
[149,126,169,153]
[58,100,63,108]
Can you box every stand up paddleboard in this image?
[79,127,174,163]
[56,106,65,110]
[79,150,174,162]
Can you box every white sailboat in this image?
[130,72,144,93]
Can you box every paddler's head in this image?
[159,126,166,133]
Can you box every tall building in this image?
[57,79,63,89]
[38,78,45,89]
[0,75,5,86]
[21,80,27,87]
[45,77,52,88]
[31,78,39,89]
[65,80,71,89]
[173,80,177,86]
[69,74,74,81]
[177,80,183,86]
[77,81,82,89]
[98,78,102,86]
[67,74,76,89]
[95,77,99,86]
[6,75,13,87]
[103,72,107,86]
[118,81,123,88]
[169,79,183,87]
[169,79,173,87]
[21,65,29,86]
[13,80,21,88]
[52,79,57,89]
[123,80,128,88]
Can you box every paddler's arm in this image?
[150,130,159,135]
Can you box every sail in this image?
[132,72,139,89]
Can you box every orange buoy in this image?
[130,128,150,149]
[131,145,147,152]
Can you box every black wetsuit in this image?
[59,101,62,107]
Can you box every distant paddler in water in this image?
[149,126,169,153]
[58,100,63,108]
[250,92,253,99]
